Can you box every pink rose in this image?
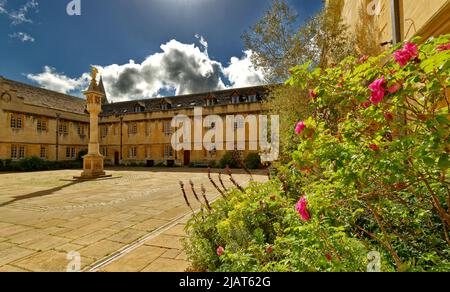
[295,121,306,135]
[388,83,401,94]
[217,246,224,257]
[437,43,450,52]
[404,43,418,58]
[296,197,311,222]
[362,101,372,109]
[369,77,386,105]
[394,43,418,67]
[370,90,385,105]
[359,55,369,63]
[394,50,410,67]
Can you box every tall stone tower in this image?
[79,67,108,179]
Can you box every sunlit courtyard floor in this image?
[0,167,266,272]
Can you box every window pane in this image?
[10,114,16,128]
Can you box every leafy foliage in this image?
[284,35,450,271]
[242,0,353,82]
[184,35,450,272]
[244,153,262,169]
[184,181,373,272]
[219,152,240,169]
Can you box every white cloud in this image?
[9,31,34,42]
[0,0,39,25]
[27,66,90,94]
[27,37,266,102]
[195,34,209,57]
[97,38,226,101]
[0,0,7,14]
[9,0,38,25]
[223,50,266,88]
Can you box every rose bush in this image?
[184,35,450,272]
[285,35,450,271]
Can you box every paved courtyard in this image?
[0,168,266,272]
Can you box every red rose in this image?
[370,144,380,151]
[309,89,318,99]
[384,112,394,120]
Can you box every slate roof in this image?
[101,85,269,117]
[3,77,87,115]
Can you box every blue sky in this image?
[0,0,323,101]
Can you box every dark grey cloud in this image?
[111,68,144,97]
[159,47,223,95]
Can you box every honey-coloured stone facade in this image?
[0,75,268,167]
[335,0,450,45]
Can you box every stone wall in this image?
[337,0,450,45]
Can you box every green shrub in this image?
[0,157,81,172]
[184,180,374,272]
[189,161,218,168]
[244,153,262,169]
[21,157,49,171]
[1,159,14,171]
[219,152,239,169]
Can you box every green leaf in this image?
[438,153,449,169]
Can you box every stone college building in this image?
[0,76,268,167]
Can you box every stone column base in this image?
[79,154,106,178]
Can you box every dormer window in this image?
[134,102,145,113]
[248,94,257,103]
[230,91,240,104]
[161,102,172,111]
[205,93,216,107]
[231,96,240,104]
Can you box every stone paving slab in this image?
[98,222,189,272]
[100,246,167,272]
[0,168,266,272]
[144,234,185,250]
[78,240,124,261]
[141,258,191,272]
